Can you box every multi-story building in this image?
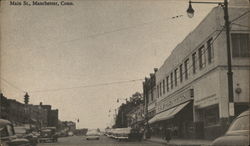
[149,0,249,140]
[143,69,158,121]
[40,103,59,128]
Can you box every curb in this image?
[145,139,212,146]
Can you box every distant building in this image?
[149,0,249,140]
[0,93,10,119]
[7,99,26,126]
[40,103,59,128]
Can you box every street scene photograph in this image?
[0,0,249,145]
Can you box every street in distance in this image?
[9,1,74,6]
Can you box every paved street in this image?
[37,135,165,146]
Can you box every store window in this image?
[231,33,250,57]
[204,105,219,126]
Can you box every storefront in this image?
[148,89,195,139]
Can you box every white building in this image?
[149,0,249,139]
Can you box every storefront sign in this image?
[156,89,193,113]
[229,102,235,116]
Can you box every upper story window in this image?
[192,52,197,74]
[184,58,189,80]
[232,33,250,57]
[198,45,206,69]
[207,38,214,63]
[179,64,183,83]
[163,79,165,94]
[151,90,154,101]
[170,72,173,89]
[166,76,169,92]
[174,68,178,87]
[157,85,159,98]
[160,82,162,97]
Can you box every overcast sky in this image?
[1,0,214,129]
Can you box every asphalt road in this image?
[37,135,165,146]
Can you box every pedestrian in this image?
[165,128,172,143]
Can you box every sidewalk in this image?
[146,137,213,146]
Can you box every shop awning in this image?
[148,116,157,124]
[149,101,190,124]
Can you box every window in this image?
[184,58,189,80]
[232,33,250,57]
[174,68,178,87]
[207,38,214,63]
[170,72,173,89]
[163,79,165,94]
[151,90,154,101]
[160,82,162,96]
[179,64,183,83]
[204,105,219,126]
[157,85,159,98]
[192,52,196,74]
[198,46,206,69]
[166,76,169,92]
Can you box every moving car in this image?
[38,127,58,143]
[0,119,31,146]
[212,110,249,146]
[86,129,100,140]
[14,126,38,146]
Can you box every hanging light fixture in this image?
[187,0,195,18]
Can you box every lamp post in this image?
[187,0,234,120]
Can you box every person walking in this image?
[165,128,172,143]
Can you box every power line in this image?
[231,23,250,29]
[230,10,250,23]
[29,78,143,93]
[1,78,26,93]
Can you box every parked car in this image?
[38,127,58,143]
[14,126,38,146]
[212,110,249,146]
[68,131,74,136]
[0,119,31,146]
[86,129,100,140]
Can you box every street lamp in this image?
[186,0,234,119]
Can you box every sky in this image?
[1,0,215,129]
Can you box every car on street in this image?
[14,126,38,146]
[0,119,32,146]
[86,129,100,140]
[38,127,58,143]
[212,110,249,146]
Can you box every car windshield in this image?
[14,127,27,134]
[0,124,14,137]
[87,129,98,135]
[227,115,249,134]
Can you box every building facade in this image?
[149,1,249,140]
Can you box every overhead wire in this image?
[1,78,26,93]
[29,78,144,93]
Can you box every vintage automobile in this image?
[0,119,31,146]
[14,126,38,146]
[212,110,249,146]
[85,129,100,140]
[38,127,58,143]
